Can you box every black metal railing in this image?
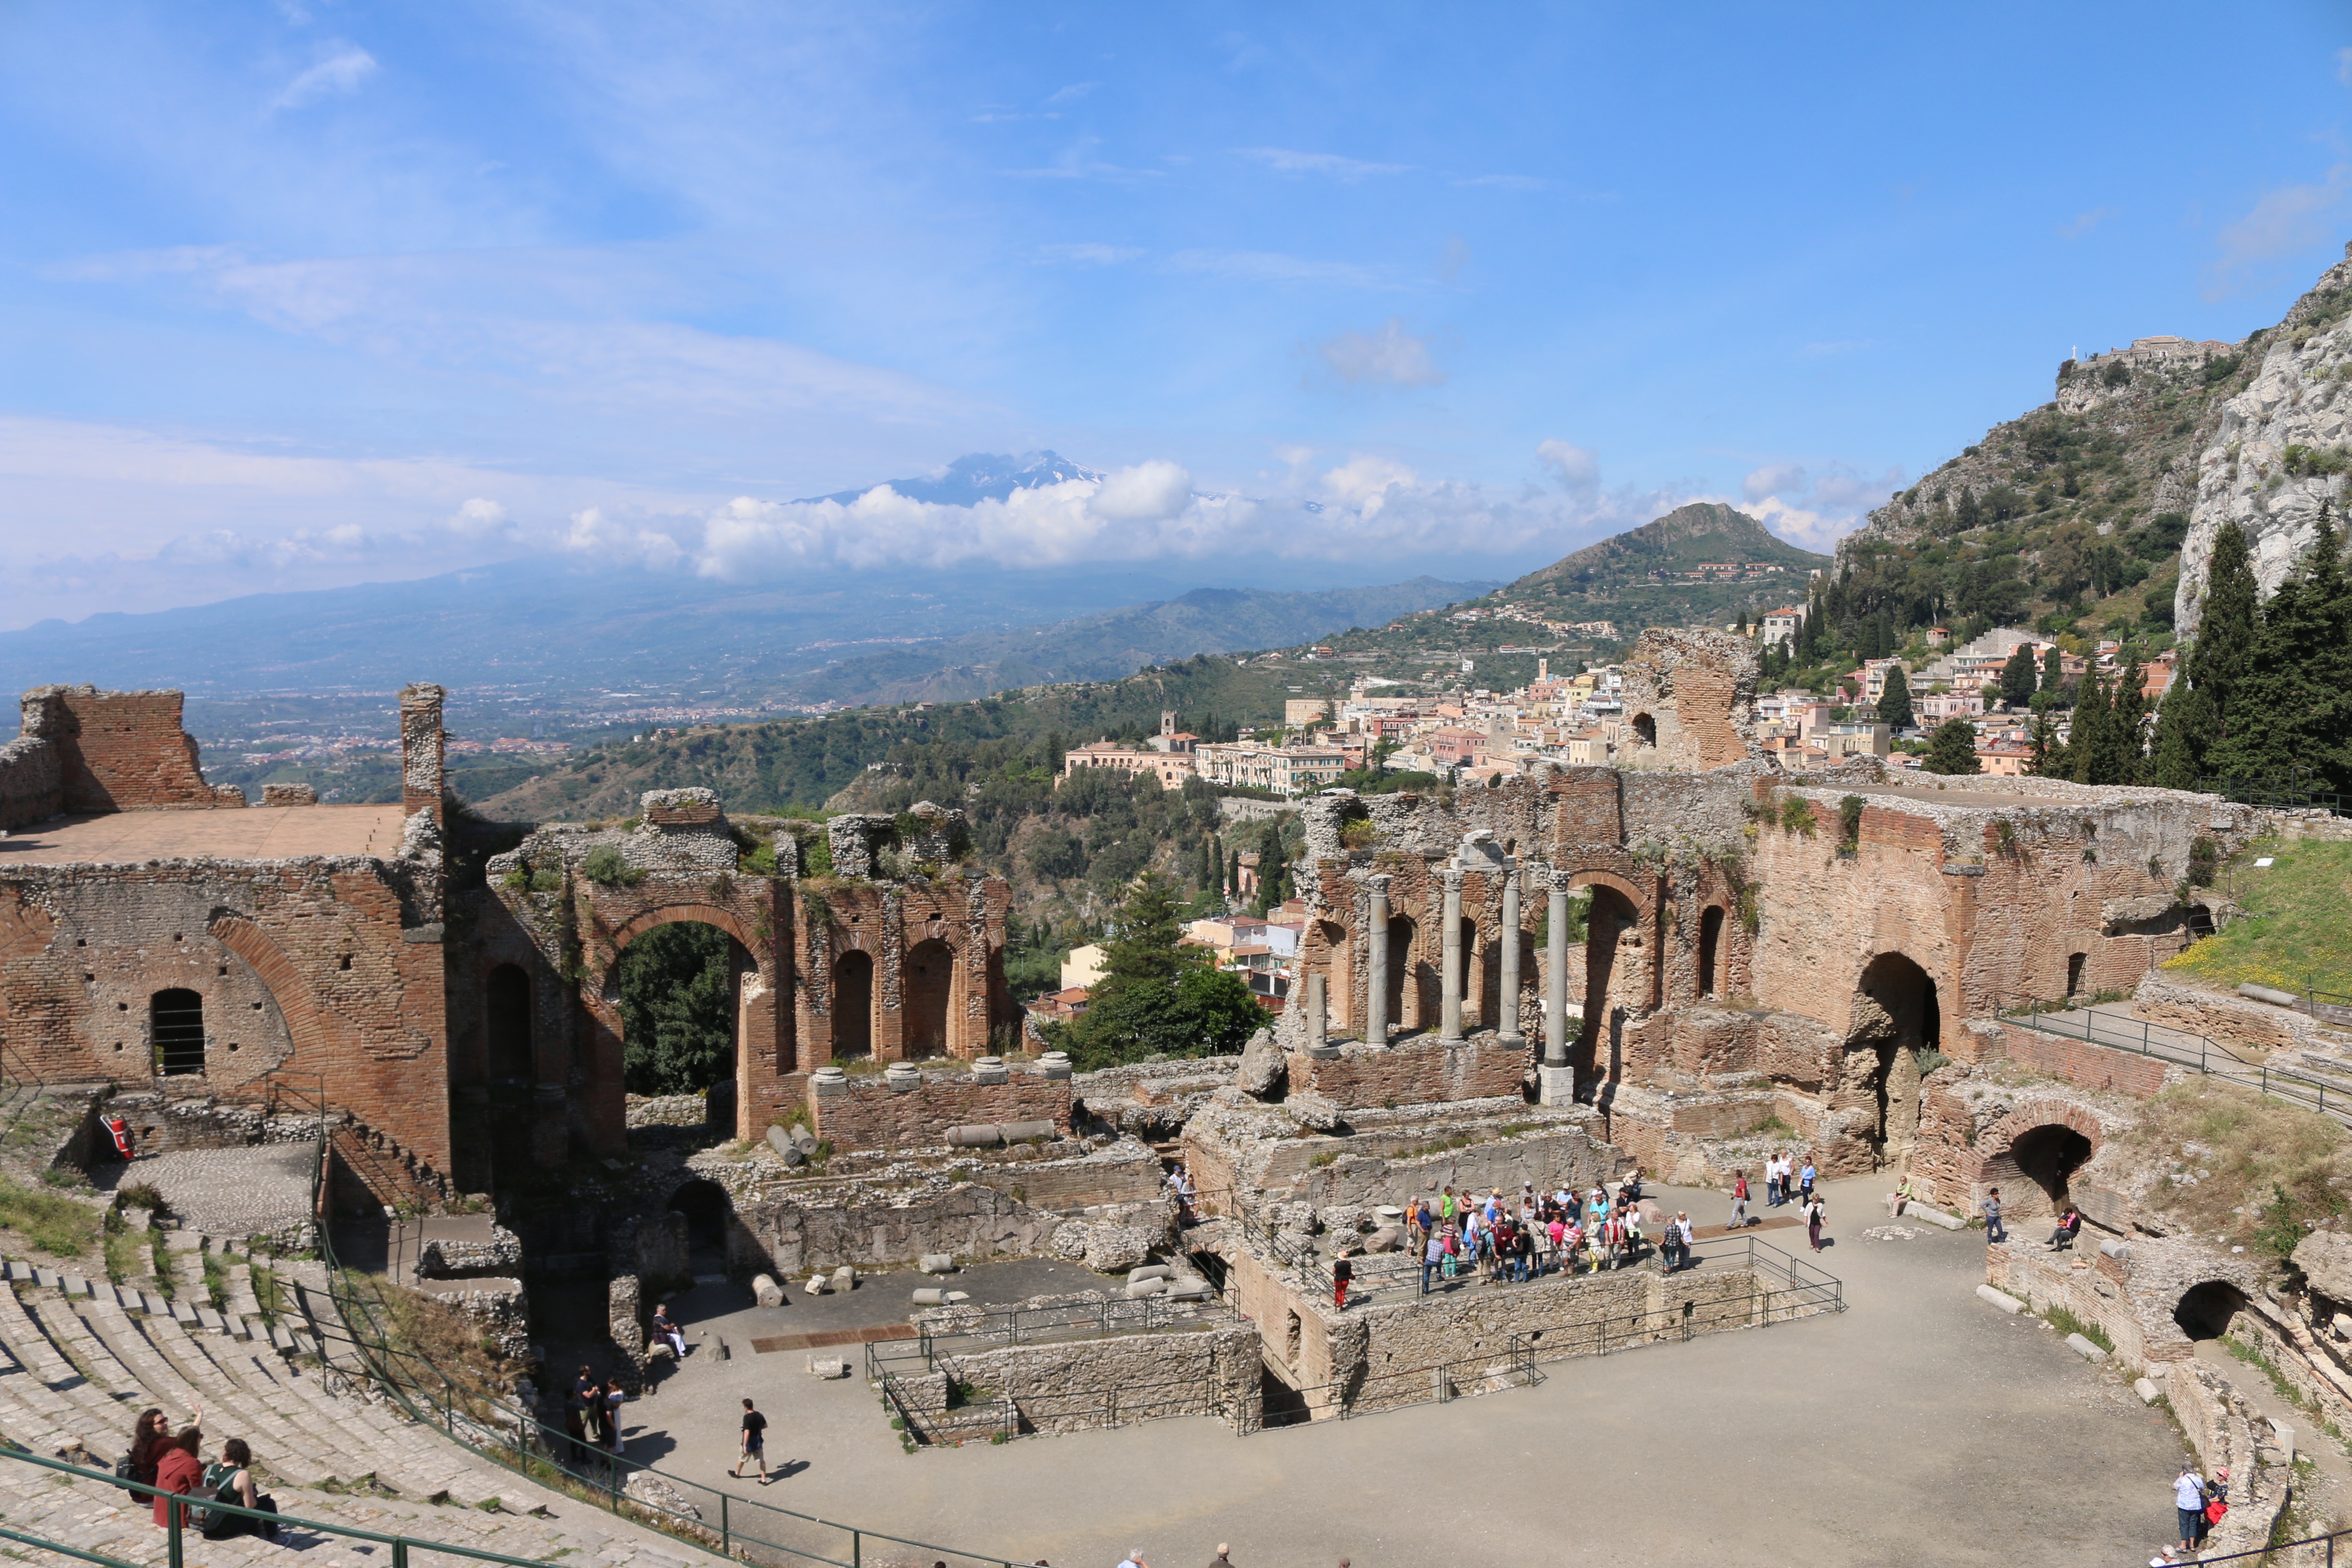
[1999,994,2352,1128]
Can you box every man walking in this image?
[733,1397,769,1481]
[1981,1187,2006,1244]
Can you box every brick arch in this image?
[205,910,337,1075]
[1969,1098,2107,1216]
[1975,1099,2105,1164]
[1565,869,1649,914]
[603,903,763,965]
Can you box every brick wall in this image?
[29,686,228,814]
[809,1070,1071,1152]
[1288,1034,1529,1110]
[1948,1019,2172,1098]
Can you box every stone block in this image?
[1236,1029,1285,1097]
[2098,1238,2132,1260]
[806,1357,850,1378]
[1909,1207,1966,1231]
[751,1274,784,1308]
[2135,1377,2163,1405]
[1976,1284,2024,1314]
[1129,1263,1173,1282]
[917,1254,956,1274]
[1365,1226,1403,1253]
[1538,1066,1577,1107]
[830,1265,857,1289]
[803,1274,828,1296]
[2064,1332,2108,1363]
[1124,1276,1169,1299]
[911,1287,946,1306]
[1081,1223,1154,1274]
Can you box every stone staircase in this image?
[0,1243,710,1568]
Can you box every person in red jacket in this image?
[151,1427,202,1529]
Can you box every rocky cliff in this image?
[2177,242,2352,634]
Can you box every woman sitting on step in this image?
[201,1439,280,1541]
[151,1427,203,1529]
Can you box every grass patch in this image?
[2044,1303,2113,1354]
[352,1274,532,1412]
[147,1230,174,1300]
[102,1226,145,1286]
[0,1175,101,1260]
[2115,1077,2352,1251]
[2163,837,2352,996]
[248,1262,281,1323]
[200,1251,228,1311]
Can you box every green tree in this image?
[2210,508,2352,792]
[2040,643,2064,698]
[1253,822,1290,912]
[2182,520,2260,778]
[2067,674,2113,784]
[1923,719,1981,775]
[1062,873,1262,1068]
[617,922,735,1094]
[1874,664,1914,730]
[2150,681,2215,790]
[1998,643,2038,708]
[2026,710,2067,777]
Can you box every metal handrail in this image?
[1998,994,2352,1128]
[312,1145,1038,1567]
[0,1443,582,1568]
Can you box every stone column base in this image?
[1537,1066,1577,1106]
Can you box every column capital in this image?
[1546,867,1579,895]
[1365,873,1392,896]
[1440,867,1466,892]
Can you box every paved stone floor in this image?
[605,1177,2194,1567]
[0,804,406,864]
[91,1144,315,1238]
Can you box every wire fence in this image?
[2000,994,2352,1130]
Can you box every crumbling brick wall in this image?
[808,1069,1071,1152]
[1616,628,1764,772]
[6,686,239,819]
[1287,1035,1529,1109]
[933,1322,1263,1434]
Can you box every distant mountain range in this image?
[0,450,1488,733]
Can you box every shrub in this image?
[1838,795,1865,853]
[581,845,643,887]
[1338,818,1378,849]
[1779,796,1817,836]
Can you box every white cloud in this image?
[562,507,684,570]
[1167,249,1384,287]
[1045,81,1097,104]
[2058,205,2116,240]
[447,497,510,536]
[2207,164,2352,295]
[272,44,378,111]
[1317,319,1443,386]
[1454,173,1547,191]
[1002,137,1164,183]
[1235,147,1411,181]
[1741,462,1807,502]
[1535,440,1599,495]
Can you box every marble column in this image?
[1365,876,1391,1048]
[1306,973,1327,1051]
[1497,864,1523,1044]
[1540,871,1575,1105]
[1439,868,1465,1044]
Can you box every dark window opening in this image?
[2065,952,2086,997]
[485,965,534,1085]
[2009,1123,2095,1208]
[834,950,875,1058]
[2174,1281,2247,1341]
[1631,714,1657,747]
[151,989,205,1076]
[1698,906,1725,997]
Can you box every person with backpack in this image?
[151,1427,203,1529]
[196,1438,279,1541]
[119,1407,168,1500]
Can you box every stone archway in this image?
[1974,1101,2106,1219]
[833,949,875,1058]
[1385,914,1419,1032]
[2175,1281,2247,1341]
[668,1177,735,1275]
[1841,952,1940,1167]
[904,937,954,1059]
[589,902,777,1156]
[1577,882,1642,1081]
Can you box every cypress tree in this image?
[1875,664,1914,730]
[2190,521,2260,751]
[2150,683,2213,790]
[2027,710,2067,777]
[2068,675,2112,784]
[2040,643,2064,696]
[2212,507,2352,792]
[1998,644,2038,709]
[1923,719,1981,775]
[2110,651,2148,784]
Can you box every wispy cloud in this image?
[1002,137,1164,183]
[2058,205,2116,240]
[1046,81,1097,104]
[1167,249,1384,287]
[1730,459,1906,551]
[272,44,377,111]
[1455,173,1547,191]
[1235,147,1411,181]
[1317,318,1443,386]
[2207,163,2352,295]
[2337,46,2352,87]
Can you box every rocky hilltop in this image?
[2178,245,2352,632]
[1833,242,2352,643]
[1508,501,1823,592]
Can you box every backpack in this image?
[113,1450,143,1501]
[193,1463,240,1538]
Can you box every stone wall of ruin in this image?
[733,1181,1058,1276]
[0,855,451,1173]
[809,1068,1071,1153]
[1,686,239,827]
[932,1322,1263,1435]
[1616,628,1763,772]
[1286,1035,1528,1109]
[794,875,1014,1069]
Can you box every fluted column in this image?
[1544,871,1571,1067]
[1365,875,1390,1048]
[1497,864,1523,1044]
[1439,868,1465,1044]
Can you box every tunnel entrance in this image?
[2009,1123,2094,1209]
[668,1178,733,1274]
[2174,1281,2248,1342]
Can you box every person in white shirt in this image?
[2173,1463,2207,1556]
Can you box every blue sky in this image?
[4,3,2351,627]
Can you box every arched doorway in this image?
[613,922,742,1096]
[1385,915,1416,1032]
[1578,885,1641,1078]
[1630,714,1657,748]
[668,1178,734,1276]
[1698,906,1725,998]
[1317,922,1350,1030]
[2008,1124,2094,1209]
[1843,952,1939,1164]
[904,937,953,1059]
[833,950,875,1058]
[2175,1281,2247,1341]
[485,965,534,1084]
[151,989,205,1077]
